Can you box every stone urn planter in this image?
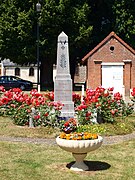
[56,135,103,171]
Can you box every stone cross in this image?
[54,32,75,118]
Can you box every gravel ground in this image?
[0,131,135,146]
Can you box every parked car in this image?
[0,76,33,90]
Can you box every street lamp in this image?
[36,1,41,92]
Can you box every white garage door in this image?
[102,64,123,94]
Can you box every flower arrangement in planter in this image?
[59,131,98,140]
[56,116,103,171]
[61,117,77,133]
[59,117,98,140]
[56,118,103,171]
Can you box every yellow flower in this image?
[59,132,98,140]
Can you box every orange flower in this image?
[92,134,98,139]
[59,132,98,140]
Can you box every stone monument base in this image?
[60,101,75,117]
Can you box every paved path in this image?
[0,131,135,145]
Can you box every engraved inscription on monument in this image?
[60,54,66,68]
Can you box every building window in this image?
[29,67,34,76]
[15,68,20,76]
[110,46,114,52]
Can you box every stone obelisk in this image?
[54,32,74,118]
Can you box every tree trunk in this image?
[40,58,53,90]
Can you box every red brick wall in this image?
[74,64,86,83]
[87,38,135,96]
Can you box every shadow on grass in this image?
[66,161,111,171]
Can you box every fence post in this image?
[29,107,36,127]
[81,84,84,102]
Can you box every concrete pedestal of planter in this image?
[56,136,103,171]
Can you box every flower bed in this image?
[0,86,134,129]
[75,86,134,124]
[0,87,63,127]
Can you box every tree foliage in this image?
[88,0,135,49]
[0,0,92,63]
[0,0,135,87]
[112,0,135,47]
[0,0,36,64]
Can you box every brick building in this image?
[82,31,135,96]
[74,63,86,90]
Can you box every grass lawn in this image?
[0,116,134,179]
[0,116,60,138]
[0,115,134,138]
[0,140,134,180]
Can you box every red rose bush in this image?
[75,86,134,124]
[0,86,134,129]
[0,87,63,127]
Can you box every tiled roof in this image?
[1,59,16,66]
[1,59,37,67]
[82,31,135,62]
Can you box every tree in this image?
[87,0,115,48]
[39,0,93,87]
[112,0,135,48]
[0,0,93,88]
[0,0,36,64]
[88,0,135,49]
[0,0,135,89]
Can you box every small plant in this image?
[61,118,77,133]
[72,92,81,107]
[75,103,95,125]
[32,101,63,127]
